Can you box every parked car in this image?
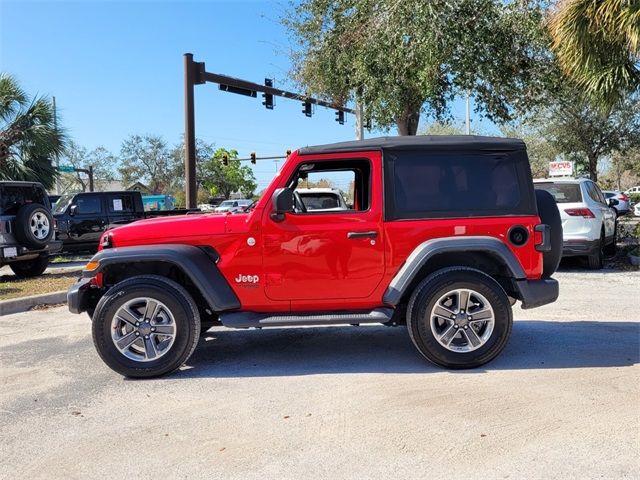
[295,188,349,211]
[624,185,640,195]
[69,135,561,378]
[534,178,616,269]
[635,203,640,217]
[603,190,630,216]
[197,203,217,212]
[0,181,61,277]
[53,191,199,252]
[213,199,253,213]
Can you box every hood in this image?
[108,213,230,245]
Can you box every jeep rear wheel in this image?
[407,267,513,369]
[92,275,200,378]
[9,254,49,278]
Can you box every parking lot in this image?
[1,269,638,479]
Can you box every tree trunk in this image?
[395,109,420,136]
[587,154,598,182]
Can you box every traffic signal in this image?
[262,79,274,109]
[250,152,256,164]
[335,110,345,125]
[302,101,312,117]
[222,154,229,166]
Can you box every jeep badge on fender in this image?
[68,136,560,378]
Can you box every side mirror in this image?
[69,205,78,216]
[607,198,619,207]
[271,188,293,222]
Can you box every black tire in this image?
[406,267,513,369]
[535,189,562,278]
[587,231,604,269]
[14,203,54,248]
[9,254,49,278]
[92,275,201,378]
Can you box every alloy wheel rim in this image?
[30,212,50,239]
[111,297,177,362]
[429,288,495,353]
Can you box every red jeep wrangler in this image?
[68,136,561,378]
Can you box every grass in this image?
[51,254,92,264]
[0,271,80,301]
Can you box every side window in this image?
[593,184,607,204]
[76,196,102,215]
[390,151,523,218]
[108,194,134,213]
[289,159,371,213]
[585,183,603,205]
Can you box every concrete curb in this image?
[0,290,67,316]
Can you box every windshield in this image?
[52,194,74,214]
[535,183,582,203]
[218,201,234,207]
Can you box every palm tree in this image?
[549,0,640,107]
[0,73,65,188]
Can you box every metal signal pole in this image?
[53,96,61,194]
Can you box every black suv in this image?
[0,181,61,277]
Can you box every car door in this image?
[585,182,615,241]
[66,193,106,247]
[591,183,616,240]
[262,153,385,303]
[106,192,142,229]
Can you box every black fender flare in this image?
[382,236,527,306]
[85,244,240,312]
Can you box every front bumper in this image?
[67,277,95,314]
[515,278,559,309]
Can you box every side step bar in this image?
[220,308,394,329]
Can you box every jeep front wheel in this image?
[92,275,200,378]
[407,268,513,369]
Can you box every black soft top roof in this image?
[299,135,526,155]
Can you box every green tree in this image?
[529,91,640,181]
[500,123,562,179]
[200,148,257,199]
[601,148,640,191]
[549,0,640,107]
[61,141,118,192]
[0,74,66,187]
[119,134,180,193]
[285,0,552,135]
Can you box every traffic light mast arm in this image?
[198,70,355,114]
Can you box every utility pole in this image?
[53,96,60,194]
[355,99,364,141]
[465,92,471,135]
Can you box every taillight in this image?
[618,193,629,202]
[534,224,551,252]
[564,208,595,218]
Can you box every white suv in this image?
[534,178,617,269]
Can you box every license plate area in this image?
[3,247,18,258]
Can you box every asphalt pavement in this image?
[0,270,638,479]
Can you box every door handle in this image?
[347,231,378,239]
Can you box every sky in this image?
[1,0,495,192]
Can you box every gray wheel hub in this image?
[111,297,177,362]
[429,288,495,353]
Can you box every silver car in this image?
[603,190,630,216]
[534,178,617,269]
[213,199,253,213]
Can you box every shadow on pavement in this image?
[171,320,640,379]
